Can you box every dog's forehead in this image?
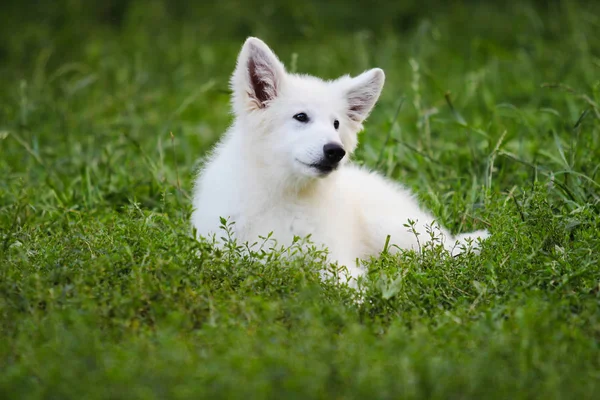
[282,75,343,110]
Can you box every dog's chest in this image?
[239,202,322,244]
[286,209,316,238]
[271,203,319,238]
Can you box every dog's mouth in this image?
[297,160,337,175]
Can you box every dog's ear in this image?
[344,68,385,123]
[232,37,286,111]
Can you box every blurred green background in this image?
[2,0,599,207]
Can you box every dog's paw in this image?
[450,229,490,256]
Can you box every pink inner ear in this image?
[347,94,373,122]
[346,75,381,122]
[348,103,365,121]
[248,57,271,107]
[245,45,280,108]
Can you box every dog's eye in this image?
[293,113,309,123]
[333,120,339,130]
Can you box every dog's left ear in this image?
[232,37,286,111]
[344,68,385,123]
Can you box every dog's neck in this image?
[247,158,328,201]
[239,153,328,203]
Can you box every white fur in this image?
[191,38,489,283]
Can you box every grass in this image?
[1,0,600,398]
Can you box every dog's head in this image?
[231,37,384,179]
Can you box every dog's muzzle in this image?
[311,143,346,174]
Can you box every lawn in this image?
[1,0,599,398]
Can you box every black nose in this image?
[323,143,346,164]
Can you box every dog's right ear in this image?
[231,37,286,112]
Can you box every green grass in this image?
[1,0,600,398]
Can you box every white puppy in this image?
[191,37,489,282]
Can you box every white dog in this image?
[191,37,489,282]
